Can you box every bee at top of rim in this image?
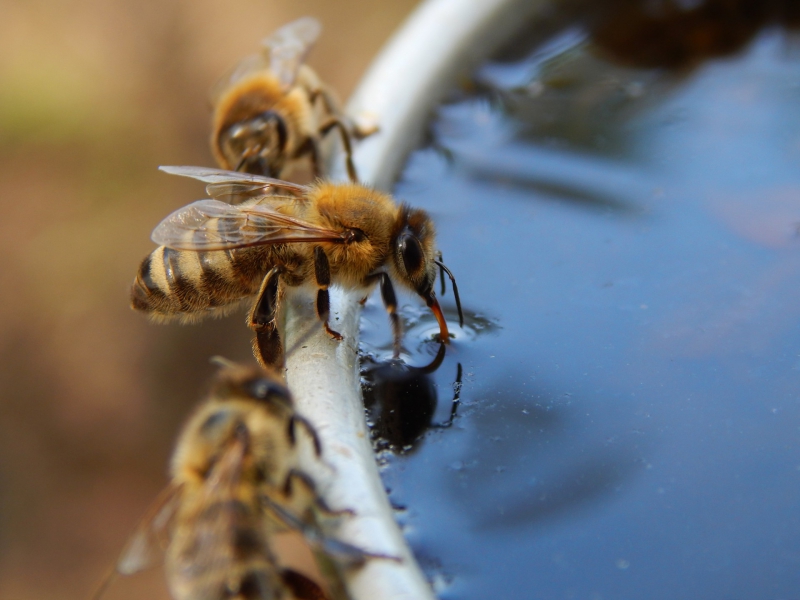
[210,16,371,184]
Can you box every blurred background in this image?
[0,1,418,598]
[5,0,800,599]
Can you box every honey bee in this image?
[210,16,360,182]
[95,362,386,600]
[130,166,463,366]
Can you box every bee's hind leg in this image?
[248,266,283,368]
[313,247,343,341]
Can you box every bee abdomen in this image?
[131,247,263,320]
[168,498,284,600]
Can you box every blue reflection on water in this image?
[368,27,800,600]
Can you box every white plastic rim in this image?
[282,0,545,598]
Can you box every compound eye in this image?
[245,378,275,399]
[200,409,231,435]
[244,377,291,404]
[399,233,424,275]
[249,379,270,399]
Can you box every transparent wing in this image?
[160,165,308,203]
[165,436,284,598]
[160,165,308,194]
[115,483,183,575]
[151,200,348,251]
[262,16,321,89]
[209,50,270,104]
[183,437,244,584]
[209,17,320,102]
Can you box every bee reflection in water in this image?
[362,344,463,453]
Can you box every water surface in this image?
[362,21,800,600]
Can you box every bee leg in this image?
[310,85,377,136]
[318,117,358,183]
[283,469,350,517]
[290,133,322,177]
[264,474,400,566]
[248,266,283,368]
[287,414,322,457]
[365,272,402,358]
[308,86,339,117]
[314,247,343,341]
[262,492,372,566]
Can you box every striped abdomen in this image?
[166,498,288,600]
[130,245,272,322]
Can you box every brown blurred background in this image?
[0,1,418,598]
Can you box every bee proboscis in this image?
[130,166,463,367]
[94,363,392,600]
[211,16,363,182]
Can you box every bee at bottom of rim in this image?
[93,362,398,600]
[130,166,464,367]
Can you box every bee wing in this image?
[151,200,348,251]
[262,16,321,89]
[183,436,266,585]
[115,483,183,575]
[160,165,309,203]
[209,17,320,104]
[209,50,270,104]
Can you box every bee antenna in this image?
[433,260,463,328]
[210,355,237,369]
[437,251,446,296]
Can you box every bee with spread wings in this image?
[131,166,463,367]
[93,363,393,600]
[210,16,364,182]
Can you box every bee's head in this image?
[391,206,463,342]
[219,109,288,175]
[392,205,438,299]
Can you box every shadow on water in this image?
[444,377,650,534]
[461,156,642,215]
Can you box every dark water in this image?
[361,21,800,600]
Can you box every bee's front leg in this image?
[313,247,343,341]
[364,272,402,358]
[248,266,283,368]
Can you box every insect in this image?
[130,166,463,367]
[94,362,386,600]
[210,16,361,182]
